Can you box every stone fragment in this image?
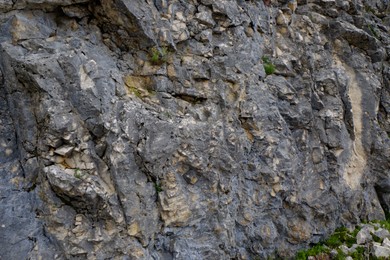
[383,237,390,248]
[128,222,140,236]
[340,244,358,255]
[373,242,390,258]
[159,173,191,226]
[9,12,55,43]
[276,10,288,26]
[287,219,312,244]
[330,249,338,258]
[171,20,189,42]
[374,228,390,240]
[54,145,74,157]
[50,155,65,164]
[356,225,374,244]
[339,245,350,254]
[312,147,322,164]
[195,6,215,27]
[62,5,90,19]
[197,29,212,43]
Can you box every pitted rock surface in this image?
[1,0,390,259]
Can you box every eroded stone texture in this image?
[159,172,191,227]
[0,55,60,259]
[0,0,390,259]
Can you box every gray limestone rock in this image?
[0,0,390,259]
[383,237,390,248]
[0,63,60,259]
[373,242,390,258]
[356,225,375,244]
[374,228,390,240]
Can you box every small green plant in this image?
[74,168,84,179]
[294,213,390,259]
[164,111,172,119]
[296,244,330,260]
[334,248,347,260]
[262,56,276,75]
[367,24,380,39]
[154,183,163,193]
[149,46,169,65]
[262,56,271,63]
[349,246,365,260]
[324,226,359,248]
[324,232,343,248]
[128,86,143,98]
[372,218,390,233]
[372,233,382,243]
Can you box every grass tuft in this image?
[262,56,276,75]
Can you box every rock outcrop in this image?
[1,0,390,259]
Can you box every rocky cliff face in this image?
[1,0,390,259]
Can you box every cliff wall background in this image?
[1,0,390,259]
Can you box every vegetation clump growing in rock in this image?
[149,46,169,65]
[154,182,163,193]
[262,56,276,75]
[295,213,390,260]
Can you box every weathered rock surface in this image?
[373,242,390,258]
[0,0,390,259]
